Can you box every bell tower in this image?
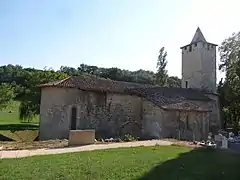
[180,27,217,93]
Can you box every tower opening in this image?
[185,81,188,88]
[189,46,192,52]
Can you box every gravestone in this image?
[221,136,228,149]
[214,134,223,148]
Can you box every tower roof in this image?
[180,27,217,49]
[191,27,206,43]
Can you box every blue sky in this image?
[0,0,239,81]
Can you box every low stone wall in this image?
[68,130,95,146]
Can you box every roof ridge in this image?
[39,76,71,87]
[71,75,155,87]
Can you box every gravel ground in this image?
[0,139,173,159]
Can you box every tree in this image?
[156,47,168,86]
[0,83,15,110]
[167,76,181,88]
[59,66,79,76]
[217,78,229,129]
[76,64,156,84]
[218,31,240,132]
[78,64,98,75]
[18,69,68,122]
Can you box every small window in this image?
[194,43,197,47]
[202,43,205,48]
[207,44,210,50]
[189,45,192,52]
[184,47,187,50]
[185,81,188,88]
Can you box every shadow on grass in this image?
[0,133,13,141]
[0,124,39,131]
[138,147,240,180]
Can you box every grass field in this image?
[0,101,39,142]
[0,101,39,125]
[0,146,240,180]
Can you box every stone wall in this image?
[177,111,209,141]
[181,42,216,93]
[76,91,143,139]
[40,87,210,141]
[39,87,143,140]
[39,87,80,140]
[190,93,221,133]
[142,100,209,141]
[205,93,221,132]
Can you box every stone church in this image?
[39,28,221,141]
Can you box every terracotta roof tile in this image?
[126,87,210,112]
[40,76,211,112]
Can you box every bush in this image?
[122,134,138,142]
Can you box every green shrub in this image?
[122,134,137,142]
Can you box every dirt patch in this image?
[0,138,200,151]
[0,130,39,142]
[0,139,69,150]
[0,138,137,151]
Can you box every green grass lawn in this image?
[0,101,39,125]
[0,146,240,180]
[0,101,39,141]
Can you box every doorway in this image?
[71,106,77,130]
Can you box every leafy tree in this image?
[218,31,240,132]
[156,47,168,86]
[77,64,156,84]
[78,64,98,75]
[131,69,156,85]
[59,66,79,76]
[217,78,229,129]
[167,76,181,88]
[18,69,68,122]
[0,83,15,110]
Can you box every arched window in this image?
[71,106,77,130]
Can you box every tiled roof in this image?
[40,76,211,112]
[40,75,154,92]
[126,87,210,112]
[180,27,217,49]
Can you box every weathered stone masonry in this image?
[40,87,211,141]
